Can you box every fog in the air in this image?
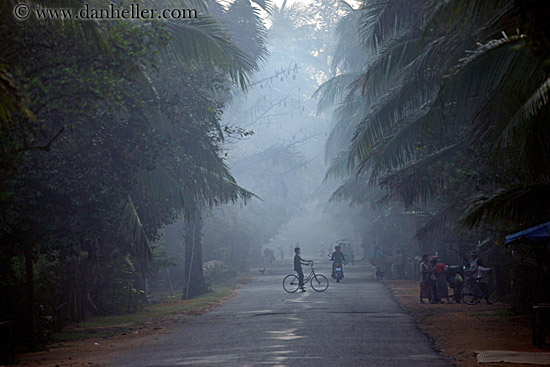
[3,0,548,361]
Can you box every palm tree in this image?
[0,1,267,340]
[121,1,270,297]
[321,0,550,237]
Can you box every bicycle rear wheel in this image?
[310,274,329,292]
[461,283,481,305]
[283,274,300,293]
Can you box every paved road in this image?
[108,259,452,367]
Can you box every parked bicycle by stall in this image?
[461,270,497,305]
[282,261,329,293]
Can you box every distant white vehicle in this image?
[337,239,354,265]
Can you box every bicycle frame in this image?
[302,266,317,284]
[283,262,329,293]
[462,275,495,305]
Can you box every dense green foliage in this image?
[320,0,550,305]
[4,0,549,355]
[0,0,267,349]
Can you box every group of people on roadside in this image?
[419,255,450,303]
[419,250,493,304]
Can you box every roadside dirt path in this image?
[383,279,550,367]
[15,327,166,367]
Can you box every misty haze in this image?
[1,1,550,366]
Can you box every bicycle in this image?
[282,261,329,293]
[461,272,496,305]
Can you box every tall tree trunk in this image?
[242,242,251,272]
[23,244,35,347]
[71,252,82,323]
[166,268,175,296]
[183,211,206,299]
[360,228,371,261]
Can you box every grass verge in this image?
[52,276,249,343]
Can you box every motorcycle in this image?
[333,263,344,283]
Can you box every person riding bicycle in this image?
[330,245,346,279]
[467,250,493,304]
[294,247,312,292]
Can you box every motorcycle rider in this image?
[331,245,346,279]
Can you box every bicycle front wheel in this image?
[310,274,329,292]
[283,274,300,293]
[461,283,481,305]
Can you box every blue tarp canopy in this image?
[505,222,550,244]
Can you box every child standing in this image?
[294,247,312,292]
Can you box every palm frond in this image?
[3,0,109,47]
[251,0,273,14]
[499,77,550,148]
[435,33,545,150]
[347,33,444,168]
[359,0,424,54]
[192,165,256,207]
[447,33,527,80]
[164,16,256,89]
[377,143,460,203]
[324,150,355,182]
[347,69,437,175]
[137,167,198,220]
[329,175,378,206]
[422,0,514,40]
[119,195,153,274]
[462,184,550,228]
[517,77,550,120]
[225,0,270,66]
[356,106,431,180]
[137,165,255,220]
[331,4,367,74]
[354,28,421,100]
[313,72,361,114]
[415,205,461,241]
[324,96,365,162]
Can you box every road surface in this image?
[108,259,452,367]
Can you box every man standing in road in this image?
[294,247,312,292]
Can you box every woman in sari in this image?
[432,256,449,303]
[420,254,433,303]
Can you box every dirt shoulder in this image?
[383,279,550,367]
[12,277,249,367]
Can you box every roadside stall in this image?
[505,222,550,347]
